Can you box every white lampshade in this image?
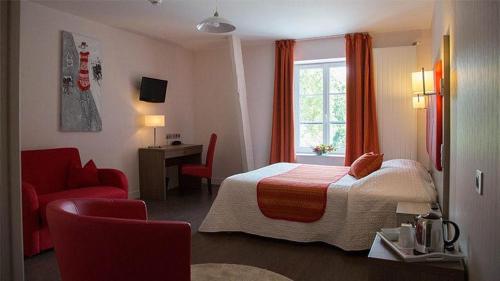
[144,115,165,127]
[196,11,236,33]
[412,70,435,94]
[412,95,426,109]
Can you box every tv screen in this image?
[140,77,168,103]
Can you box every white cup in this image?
[399,223,415,249]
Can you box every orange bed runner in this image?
[257,164,350,222]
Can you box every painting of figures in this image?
[61,31,103,131]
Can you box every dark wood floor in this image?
[25,186,374,281]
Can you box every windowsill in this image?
[296,153,345,166]
[296,153,345,158]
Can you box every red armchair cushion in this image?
[67,160,100,188]
[38,186,127,225]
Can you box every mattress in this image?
[199,159,437,250]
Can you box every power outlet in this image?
[475,170,483,195]
[166,133,181,140]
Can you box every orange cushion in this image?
[348,152,384,179]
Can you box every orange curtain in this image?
[344,33,380,166]
[270,40,296,164]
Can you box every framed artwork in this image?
[61,31,103,131]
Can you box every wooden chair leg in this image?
[207,178,212,195]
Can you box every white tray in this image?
[377,230,464,263]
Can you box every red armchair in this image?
[22,147,128,256]
[46,199,191,281]
[181,133,217,194]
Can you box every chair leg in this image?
[207,178,212,195]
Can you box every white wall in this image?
[19,1,195,198]
[192,45,243,182]
[373,46,418,161]
[243,30,432,168]
[241,42,275,168]
[432,1,500,280]
[228,36,255,171]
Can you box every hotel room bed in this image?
[199,159,437,251]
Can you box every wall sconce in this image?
[144,115,165,148]
[411,67,435,109]
[412,95,426,109]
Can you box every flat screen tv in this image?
[139,77,168,103]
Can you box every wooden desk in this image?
[139,144,203,200]
[368,234,465,281]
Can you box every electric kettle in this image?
[414,212,460,254]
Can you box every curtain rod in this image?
[295,34,345,42]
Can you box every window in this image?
[294,59,347,155]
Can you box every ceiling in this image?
[35,0,435,50]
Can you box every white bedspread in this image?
[199,159,437,250]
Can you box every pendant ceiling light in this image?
[196,2,235,33]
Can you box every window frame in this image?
[293,59,347,155]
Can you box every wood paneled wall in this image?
[432,1,500,280]
[373,46,418,161]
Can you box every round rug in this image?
[191,263,293,281]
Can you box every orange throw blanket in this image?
[257,164,350,222]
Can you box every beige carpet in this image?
[191,263,293,281]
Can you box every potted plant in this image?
[312,144,335,156]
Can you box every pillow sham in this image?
[348,152,384,179]
[67,160,100,188]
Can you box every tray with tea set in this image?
[377,227,464,262]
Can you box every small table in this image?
[368,234,465,281]
[139,144,203,200]
[396,202,440,226]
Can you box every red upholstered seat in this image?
[181,164,211,178]
[21,148,128,256]
[180,133,217,194]
[46,199,191,281]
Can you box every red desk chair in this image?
[181,133,217,194]
[46,199,191,281]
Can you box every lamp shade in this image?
[144,115,165,127]
[196,11,236,33]
[412,70,435,94]
[412,95,426,109]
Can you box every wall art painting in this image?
[61,31,103,131]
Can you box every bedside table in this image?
[368,234,465,281]
[396,202,440,226]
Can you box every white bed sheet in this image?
[199,159,437,250]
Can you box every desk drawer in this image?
[164,146,202,158]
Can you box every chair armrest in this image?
[22,181,39,211]
[22,181,41,256]
[97,168,128,193]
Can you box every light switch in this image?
[475,170,483,195]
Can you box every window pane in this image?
[329,66,346,93]
[329,94,346,122]
[329,123,346,153]
[300,95,323,122]
[300,124,323,147]
[299,68,323,95]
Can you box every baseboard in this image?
[129,189,140,199]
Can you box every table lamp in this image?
[144,115,165,148]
